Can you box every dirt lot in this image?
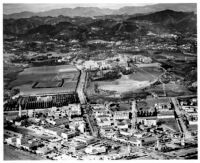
[87,67,162,94]
[86,67,163,102]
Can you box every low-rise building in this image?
[36,146,53,155]
[73,135,98,145]
[137,116,157,127]
[85,144,107,155]
[68,141,86,153]
[157,111,174,119]
[4,129,23,138]
[68,104,81,116]
[61,130,77,140]
[45,127,66,136]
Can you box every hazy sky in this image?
[4,3,153,14]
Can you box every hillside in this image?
[4,3,196,19]
[3,10,197,41]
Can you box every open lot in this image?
[128,67,163,81]
[89,67,163,94]
[4,144,45,160]
[98,78,151,93]
[86,67,163,102]
[146,82,193,97]
[158,118,180,132]
[9,65,80,96]
[10,65,79,87]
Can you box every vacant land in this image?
[86,67,163,102]
[10,65,79,88]
[158,118,180,132]
[8,65,80,96]
[129,67,163,82]
[4,144,45,160]
[96,67,162,93]
[4,62,25,89]
[98,78,151,93]
[146,82,193,97]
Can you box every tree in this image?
[11,88,20,96]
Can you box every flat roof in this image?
[46,127,66,132]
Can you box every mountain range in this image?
[3,9,197,42]
[4,3,196,19]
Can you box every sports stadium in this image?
[11,65,80,96]
[8,65,80,110]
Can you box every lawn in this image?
[158,118,180,132]
[4,144,45,160]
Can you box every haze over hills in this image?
[4,3,196,19]
[3,9,197,42]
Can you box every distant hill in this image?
[4,3,196,19]
[114,3,196,15]
[128,10,197,33]
[3,9,197,41]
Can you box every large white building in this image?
[73,135,98,145]
[85,144,107,155]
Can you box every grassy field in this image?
[158,118,180,132]
[7,65,80,95]
[128,67,163,81]
[4,144,45,160]
[10,65,79,88]
[188,124,197,132]
[146,82,193,97]
[4,63,25,89]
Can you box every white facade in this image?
[85,145,106,154]
[114,111,130,120]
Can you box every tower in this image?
[156,136,161,150]
[18,104,22,117]
[131,101,136,131]
[127,144,131,154]
[181,134,185,146]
